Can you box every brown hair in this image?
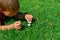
[0,0,20,12]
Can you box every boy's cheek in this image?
[3,12,17,17]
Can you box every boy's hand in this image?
[25,14,33,23]
[13,21,21,30]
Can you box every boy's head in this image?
[0,0,20,12]
[0,0,20,17]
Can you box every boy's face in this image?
[3,10,17,17]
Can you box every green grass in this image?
[0,0,60,40]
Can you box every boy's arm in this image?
[0,21,21,30]
[0,23,14,30]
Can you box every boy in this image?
[0,0,33,30]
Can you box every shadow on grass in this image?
[2,12,37,30]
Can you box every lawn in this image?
[0,0,60,40]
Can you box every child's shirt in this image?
[0,13,3,20]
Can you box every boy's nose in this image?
[0,9,1,10]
